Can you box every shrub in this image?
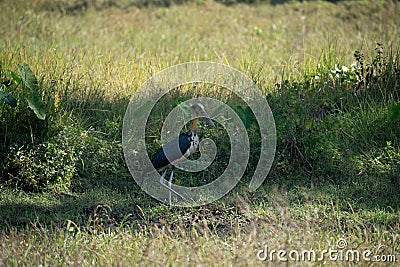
[3,142,76,192]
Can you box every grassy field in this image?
[1,0,400,265]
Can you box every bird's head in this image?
[191,103,216,129]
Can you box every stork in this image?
[142,103,216,204]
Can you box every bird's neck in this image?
[190,117,198,134]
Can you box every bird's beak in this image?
[201,111,216,128]
[192,103,216,128]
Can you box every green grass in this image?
[1,0,400,265]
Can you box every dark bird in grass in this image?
[142,103,216,204]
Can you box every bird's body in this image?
[141,103,215,204]
[150,130,199,170]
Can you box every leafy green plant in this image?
[4,141,76,192]
[2,123,125,192]
[0,85,17,108]
[354,43,400,98]
[12,64,47,119]
[17,64,47,120]
[326,63,361,86]
[1,63,47,120]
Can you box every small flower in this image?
[350,62,359,71]
[334,64,340,72]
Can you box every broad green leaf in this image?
[17,63,46,120]
[26,94,46,120]
[0,89,17,108]
[17,63,39,93]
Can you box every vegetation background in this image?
[1,0,399,265]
